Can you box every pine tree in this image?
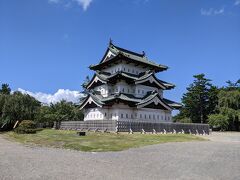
[178,74,218,123]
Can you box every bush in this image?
[174,117,192,123]
[208,114,229,131]
[14,120,37,134]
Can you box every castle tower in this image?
[79,41,181,122]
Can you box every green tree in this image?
[208,114,229,131]
[178,74,218,123]
[50,100,75,121]
[35,100,84,124]
[225,79,240,91]
[0,84,11,95]
[217,89,240,131]
[1,92,41,128]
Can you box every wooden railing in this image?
[54,120,209,134]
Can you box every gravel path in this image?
[0,133,240,180]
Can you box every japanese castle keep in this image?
[80,41,182,123]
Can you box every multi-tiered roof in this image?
[80,41,181,111]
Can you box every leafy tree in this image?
[173,116,192,123]
[217,89,240,131]
[206,80,240,131]
[0,84,11,95]
[177,74,218,123]
[208,114,228,131]
[50,100,76,121]
[72,106,84,121]
[1,92,41,129]
[35,106,55,124]
[0,94,7,118]
[225,79,240,91]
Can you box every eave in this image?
[90,53,168,72]
[79,94,104,110]
[163,98,182,110]
[86,71,175,90]
[137,92,173,111]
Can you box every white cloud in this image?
[48,0,93,11]
[235,0,240,6]
[73,0,92,11]
[48,0,60,4]
[201,8,224,16]
[17,88,85,104]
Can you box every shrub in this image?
[178,117,192,123]
[174,117,192,123]
[14,120,37,134]
[208,114,229,131]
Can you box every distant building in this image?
[80,41,181,122]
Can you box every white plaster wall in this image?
[84,105,172,122]
[104,64,123,74]
[95,81,163,98]
[104,62,148,75]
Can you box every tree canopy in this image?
[0,84,84,130]
[175,74,218,124]
[175,78,240,131]
[0,84,11,95]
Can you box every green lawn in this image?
[5,129,205,152]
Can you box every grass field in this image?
[5,129,205,152]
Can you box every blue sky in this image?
[0,0,240,104]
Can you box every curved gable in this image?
[137,94,172,111]
[79,95,104,110]
[136,74,166,89]
[86,74,107,89]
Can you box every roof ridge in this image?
[109,42,145,57]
